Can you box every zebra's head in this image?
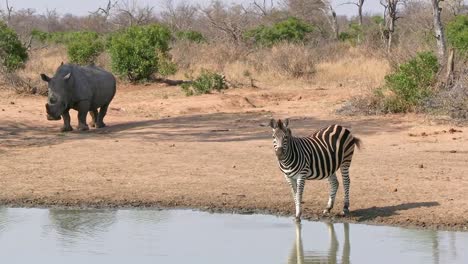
[269,118,292,158]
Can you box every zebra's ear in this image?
[284,118,289,127]
[269,119,276,128]
[277,119,284,129]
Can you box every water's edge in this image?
[1,202,466,232]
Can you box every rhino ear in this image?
[63,73,71,81]
[60,61,64,66]
[40,74,51,82]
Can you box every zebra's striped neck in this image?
[277,136,297,162]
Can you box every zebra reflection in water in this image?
[288,222,350,264]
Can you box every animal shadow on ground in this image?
[0,112,410,148]
[351,202,440,222]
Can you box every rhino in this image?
[40,63,116,132]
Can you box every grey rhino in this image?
[41,63,116,132]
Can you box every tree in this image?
[320,0,339,40]
[380,0,402,53]
[112,0,156,28]
[200,1,252,44]
[431,0,447,64]
[0,21,28,72]
[161,0,197,31]
[340,0,365,26]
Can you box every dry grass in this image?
[314,48,390,89]
[9,41,392,97]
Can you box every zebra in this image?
[269,118,361,222]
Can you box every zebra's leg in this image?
[284,174,297,202]
[323,173,339,215]
[295,177,305,222]
[340,165,351,216]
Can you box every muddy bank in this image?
[1,87,467,232]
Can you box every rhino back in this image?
[72,65,116,108]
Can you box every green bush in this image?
[244,17,313,46]
[175,30,206,43]
[0,22,28,72]
[156,52,178,77]
[338,22,362,45]
[446,15,468,53]
[379,52,439,113]
[66,32,104,65]
[107,24,171,82]
[181,70,228,96]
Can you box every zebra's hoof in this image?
[339,209,350,217]
[294,217,301,223]
[322,209,331,215]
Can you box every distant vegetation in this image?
[0,0,466,118]
[0,21,28,72]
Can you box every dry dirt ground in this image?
[0,82,467,231]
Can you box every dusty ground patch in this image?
[0,82,467,231]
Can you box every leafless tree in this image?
[42,8,62,32]
[90,0,118,21]
[1,0,14,24]
[161,0,197,31]
[320,0,339,40]
[113,0,156,28]
[444,0,465,16]
[339,0,365,26]
[431,0,447,63]
[200,1,252,44]
[380,0,403,53]
[251,0,275,17]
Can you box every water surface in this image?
[0,208,466,263]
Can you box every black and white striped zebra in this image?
[269,118,361,222]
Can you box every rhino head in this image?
[40,69,72,121]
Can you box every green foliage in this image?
[106,24,172,82]
[244,17,313,46]
[371,15,385,25]
[181,70,228,96]
[446,15,468,53]
[156,52,178,77]
[339,22,362,45]
[175,30,206,43]
[67,32,104,65]
[379,52,439,113]
[0,22,28,72]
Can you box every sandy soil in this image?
[0,81,467,231]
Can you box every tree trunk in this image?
[431,0,447,64]
[358,0,363,26]
[387,18,394,53]
[446,48,455,86]
[331,9,339,40]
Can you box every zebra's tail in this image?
[353,137,363,149]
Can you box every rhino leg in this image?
[60,110,73,132]
[77,101,90,131]
[96,104,109,128]
[89,109,98,128]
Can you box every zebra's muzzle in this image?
[275,147,284,157]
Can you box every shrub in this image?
[446,15,468,54]
[107,24,171,81]
[338,22,362,45]
[181,70,228,96]
[251,43,316,78]
[379,52,439,112]
[0,22,28,72]
[244,17,313,46]
[67,32,104,65]
[175,30,206,43]
[156,52,178,77]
